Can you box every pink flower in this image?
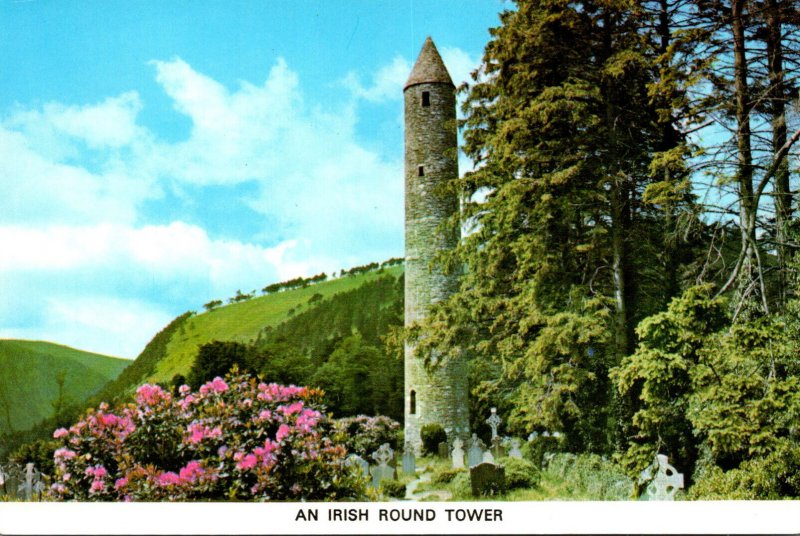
[200,377,228,394]
[179,384,191,395]
[136,384,170,406]
[62,473,71,482]
[90,480,105,493]
[52,428,69,439]
[54,448,77,460]
[157,472,180,486]
[235,453,258,470]
[276,424,290,442]
[179,461,204,483]
[257,410,272,421]
[114,477,128,490]
[51,483,67,494]
[99,413,119,427]
[279,401,304,416]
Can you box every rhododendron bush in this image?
[49,372,367,501]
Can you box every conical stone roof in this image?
[404,36,454,89]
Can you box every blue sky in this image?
[0,1,508,357]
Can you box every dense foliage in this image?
[413,0,800,498]
[332,416,402,458]
[49,372,367,501]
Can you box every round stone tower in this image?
[404,37,469,452]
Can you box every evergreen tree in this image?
[417,0,687,452]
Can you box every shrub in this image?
[527,434,564,468]
[543,453,632,500]
[48,371,367,501]
[332,415,401,458]
[502,457,540,490]
[380,479,406,498]
[433,467,466,484]
[420,424,447,456]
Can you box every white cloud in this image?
[0,54,417,356]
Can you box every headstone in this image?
[23,463,34,501]
[437,441,449,459]
[486,407,502,440]
[508,438,523,459]
[482,450,495,464]
[402,449,416,476]
[346,454,370,478]
[639,454,684,501]
[470,462,506,497]
[491,436,505,459]
[451,438,465,469]
[467,434,485,468]
[370,443,395,488]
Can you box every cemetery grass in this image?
[413,453,636,501]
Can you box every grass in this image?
[0,340,127,433]
[148,266,403,384]
[410,452,635,501]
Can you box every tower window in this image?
[418,165,425,177]
[409,390,416,414]
[421,91,430,107]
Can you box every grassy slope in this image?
[148,266,404,385]
[0,341,128,433]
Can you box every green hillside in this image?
[0,340,128,433]
[98,265,404,401]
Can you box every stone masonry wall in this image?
[404,80,469,452]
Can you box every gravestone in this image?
[482,450,495,464]
[470,462,506,497]
[486,407,501,440]
[437,441,449,459]
[402,449,416,476]
[639,454,684,501]
[491,437,505,459]
[346,454,370,478]
[23,463,34,501]
[451,438,465,469]
[467,434,485,468]
[370,443,396,488]
[508,438,523,459]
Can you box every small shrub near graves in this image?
[527,435,564,468]
[420,424,447,456]
[48,371,367,501]
[543,453,632,500]
[332,415,401,458]
[502,457,540,490]
[432,467,466,484]
[380,479,406,498]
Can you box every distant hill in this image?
[96,264,404,403]
[0,340,128,434]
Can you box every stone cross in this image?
[370,443,396,488]
[486,407,501,440]
[640,454,684,501]
[451,438,465,469]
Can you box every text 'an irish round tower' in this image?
[403,37,469,452]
